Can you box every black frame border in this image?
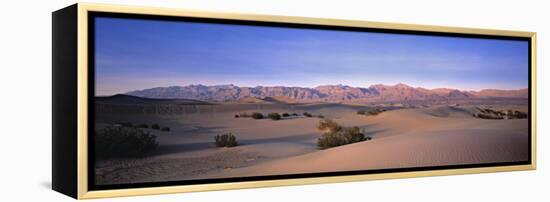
[87,11,532,191]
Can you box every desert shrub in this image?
[136,123,148,129]
[282,113,290,117]
[95,126,158,159]
[303,112,313,117]
[268,112,282,120]
[292,113,299,116]
[475,113,503,119]
[234,114,240,118]
[342,126,367,143]
[483,108,500,115]
[317,119,342,132]
[317,115,325,118]
[251,112,264,119]
[151,124,161,130]
[317,126,369,149]
[161,127,170,132]
[357,110,367,115]
[367,108,386,116]
[509,110,528,119]
[238,112,251,118]
[475,108,527,120]
[214,133,238,147]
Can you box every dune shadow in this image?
[355,123,379,129]
[153,133,317,156]
[175,125,226,134]
[153,122,387,156]
[153,142,214,155]
[240,133,317,146]
[363,128,390,138]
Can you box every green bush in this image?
[251,112,264,119]
[151,124,161,130]
[282,113,290,117]
[292,113,299,116]
[214,133,238,147]
[317,119,342,132]
[317,126,369,149]
[303,112,313,117]
[234,114,240,118]
[268,112,282,120]
[95,126,158,159]
[161,127,170,132]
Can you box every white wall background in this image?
[0,0,547,201]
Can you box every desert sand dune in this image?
[94,103,529,184]
[205,105,528,178]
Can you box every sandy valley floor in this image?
[94,103,529,185]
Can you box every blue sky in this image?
[95,17,529,96]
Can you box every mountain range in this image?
[125,83,528,103]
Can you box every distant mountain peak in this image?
[395,83,412,88]
[315,84,351,88]
[188,84,207,87]
[125,83,528,103]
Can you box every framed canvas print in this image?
[52,3,536,199]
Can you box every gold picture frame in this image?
[52,3,536,199]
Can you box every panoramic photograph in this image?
[93,16,529,185]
